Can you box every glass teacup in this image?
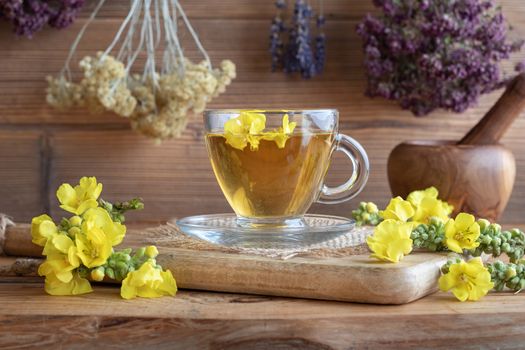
[204,109,369,228]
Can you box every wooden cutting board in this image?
[3,224,447,305]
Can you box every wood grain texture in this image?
[1,282,525,349]
[2,224,445,304]
[0,132,45,222]
[1,1,525,223]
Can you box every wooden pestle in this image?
[459,73,525,145]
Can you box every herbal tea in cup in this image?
[204,110,369,228]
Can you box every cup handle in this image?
[317,134,370,204]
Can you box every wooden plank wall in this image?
[1,0,525,224]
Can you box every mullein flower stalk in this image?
[31,177,177,299]
[442,257,525,294]
[411,217,447,252]
[99,197,144,224]
[470,220,525,262]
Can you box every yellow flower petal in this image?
[44,272,92,296]
[367,220,413,263]
[407,187,439,207]
[31,214,57,247]
[412,197,450,224]
[56,177,102,215]
[121,261,177,300]
[380,197,415,222]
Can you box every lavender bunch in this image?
[314,14,326,74]
[0,0,85,37]
[270,0,287,71]
[269,0,326,79]
[356,0,524,116]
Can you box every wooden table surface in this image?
[1,277,524,349]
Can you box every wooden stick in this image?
[3,225,42,258]
[459,73,525,145]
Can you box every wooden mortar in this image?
[388,74,525,221]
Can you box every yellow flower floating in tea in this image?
[224,111,297,151]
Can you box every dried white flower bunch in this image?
[46,0,236,140]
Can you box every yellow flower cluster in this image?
[47,54,236,140]
[31,177,177,299]
[368,187,453,262]
[224,111,297,151]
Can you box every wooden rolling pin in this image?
[460,73,525,145]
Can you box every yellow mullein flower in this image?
[444,213,481,253]
[44,271,92,296]
[412,197,451,224]
[75,232,113,269]
[31,214,57,246]
[380,196,415,222]
[82,207,126,246]
[439,257,494,301]
[407,186,439,207]
[39,233,80,283]
[121,260,177,300]
[224,111,266,151]
[56,176,103,215]
[262,114,297,148]
[367,219,413,263]
[75,208,124,268]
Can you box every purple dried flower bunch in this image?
[270,0,326,79]
[357,0,525,116]
[0,0,85,37]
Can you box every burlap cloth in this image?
[146,222,373,259]
[0,212,372,260]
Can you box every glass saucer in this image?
[172,213,356,249]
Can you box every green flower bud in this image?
[135,247,145,258]
[494,247,502,256]
[502,243,511,253]
[362,213,370,221]
[506,267,517,279]
[494,261,505,271]
[69,215,83,227]
[481,235,492,245]
[494,282,505,292]
[366,202,378,213]
[68,227,81,236]
[520,279,525,291]
[105,267,115,280]
[477,218,490,231]
[91,267,105,282]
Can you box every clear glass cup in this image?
[204,109,369,228]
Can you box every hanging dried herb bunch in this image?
[357,0,524,116]
[270,0,326,79]
[0,0,86,37]
[46,0,236,140]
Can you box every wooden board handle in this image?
[459,73,525,145]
